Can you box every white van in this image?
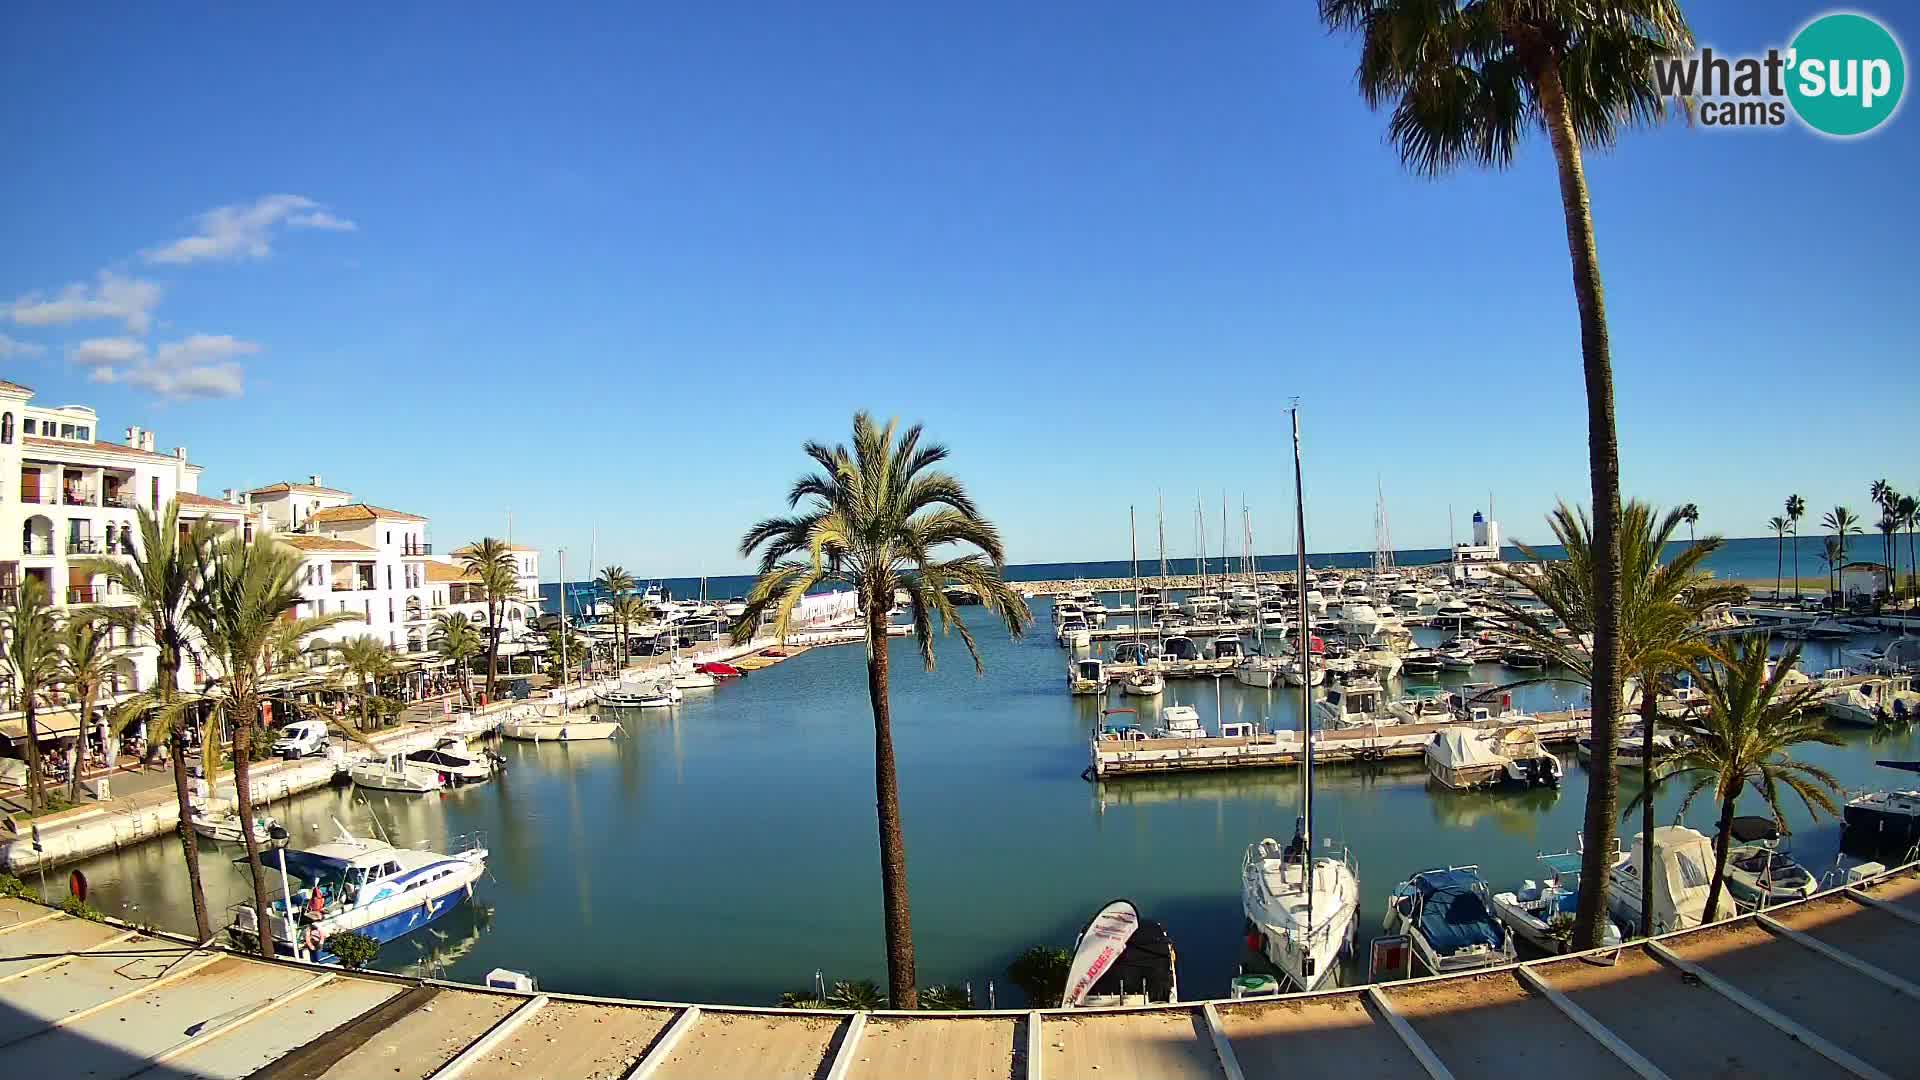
[272,720,331,760]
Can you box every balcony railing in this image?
[67,587,98,604]
[331,581,375,593]
[402,543,433,556]
[104,493,138,509]
[22,540,53,556]
[66,538,102,555]
[63,491,98,507]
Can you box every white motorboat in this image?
[191,805,289,848]
[1383,867,1516,975]
[406,737,502,787]
[1157,705,1204,738]
[602,679,683,709]
[1069,657,1108,695]
[502,704,621,741]
[1607,826,1730,935]
[1425,730,1511,790]
[1576,724,1676,769]
[1210,636,1248,662]
[228,827,487,964]
[349,753,446,794]
[1841,766,1920,856]
[670,657,718,690]
[1492,848,1624,955]
[1438,646,1476,671]
[1721,817,1817,909]
[1233,653,1281,689]
[1314,679,1394,730]
[1123,669,1165,696]
[1824,675,1919,727]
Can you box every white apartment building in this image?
[432,542,543,648]
[245,482,438,655]
[1,379,252,749]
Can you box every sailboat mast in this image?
[1130,506,1140,644]
[559,548,571,689]
[1292,405,1313,939]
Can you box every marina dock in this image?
[1091,711,1591,779]
[0,864,1915,1079]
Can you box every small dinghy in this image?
[1723,816,1817,908]
[1492,849,1623,955]
[192,806,290,848]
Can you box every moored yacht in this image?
[1491,847,1623,955]
[1157,704,1204,738]
[191,805,289,848]
[1069,657,1108,695]
[229,828,487,963]
[1607,826,1728,934]
[1314,679,1393,730]
[1824,675,1919,727]
[349,753,446,794]
[406,737,503,787]
[502,702,621,741]
[1383,867,1515,974]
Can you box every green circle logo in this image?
[1787,12,1906,136]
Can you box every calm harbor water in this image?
[62,600,1916,1007]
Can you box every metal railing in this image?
[403,543,433,556]
[22,540,53,556]
[104,493,139,509]
[62,491,98,506]
[66,538,102,555]
[67,587,97,604]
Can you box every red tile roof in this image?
[277,535,377,554]
[249,481,353,497]
[22,435,179,462]
[307,503,427,524]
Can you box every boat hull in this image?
[502,720,620,741]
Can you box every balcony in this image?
[66,538,102,555]
[402,542,433,556]
[22,540,53,557]
[67,587,98,604]
[63,490,99,507]
[104,493,138,509]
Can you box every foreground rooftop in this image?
[0,864,1915,1079]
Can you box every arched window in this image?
[1,412,11,444]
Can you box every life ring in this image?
[304,925,323,953]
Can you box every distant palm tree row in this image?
[1766,483,1918,603]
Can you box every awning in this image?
[0,708,87,742]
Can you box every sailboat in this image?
[1241,406,1361,994]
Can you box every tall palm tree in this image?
[55,611,127,807]
[1823,506,1860,599]
[1900,494,1919,601]
[608,594,651,669]
[431,613,483,707]
[1877,512,1900,603]
[85,502,218,939]
[459,539,518,702]
[1491,501,1744,936]
[1766,516,1789,601]
[1318,0,1692,950]
[734,413,1031,1006]
[1678,503,1700,546]
[336,635,396,730]
[1649,636,1841,922]
[1869,481,1897,584]
[189,533,359,958]
[1,578,60,812]
[1786,494,1806,599]
[595,565,635,669]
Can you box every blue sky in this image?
[3,2,1915,576]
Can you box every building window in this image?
[76,426,89,441]
[243,524,253,543]
[21,418,33,435]
[318,599,326,615]
[386,566,392,590]
[150,477,159,511]
[388,598,395,622]
[0,412,11,444]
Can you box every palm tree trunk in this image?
[865,591,916,1008]
[1638,686,1659,938]
[70,693,93,806]
[229,688,277,959]
[1775,535,1782,601]
[169,726,213,939]
[1539,61,1625,953]
[23,699,43,812]
[1703,789,1739,924]
[485,606,500,702]
[1792,527,1799,597]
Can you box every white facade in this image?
[246,484,437,655]
[432,543,543,646]
[1,380,251,738]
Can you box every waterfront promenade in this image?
[0,862,1914,1078]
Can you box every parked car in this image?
[272,720,330,760]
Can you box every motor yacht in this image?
[502,703,621,741]
[1156,705,1204,738]
[1070,657,1108,695]
[405,737,503,787]
[349,753,446,794]
[1383,867,1515,975]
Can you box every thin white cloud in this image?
[69,337,146,368]
[8,271,163,334]
[288,210,357,231]
[0,333,48,359]
[146,194,355,264]
[84,333,260,401]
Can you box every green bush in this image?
[918,984,972,1010]
[325,929,380,969]
[823,978,885,1010]
[59,895,105,922]
[0,873,31,899]
[1007,945,1072,1007]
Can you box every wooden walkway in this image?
[0,863,1916,1078]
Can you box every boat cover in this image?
[1088,918,1176,1002]
[1428,730,1505,772]
[1728,816,1781,843]
[1413,870,1504,955]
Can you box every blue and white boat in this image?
[228,828,488,964]
[1383,866,1516,974]
[1491,849,1624,954]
